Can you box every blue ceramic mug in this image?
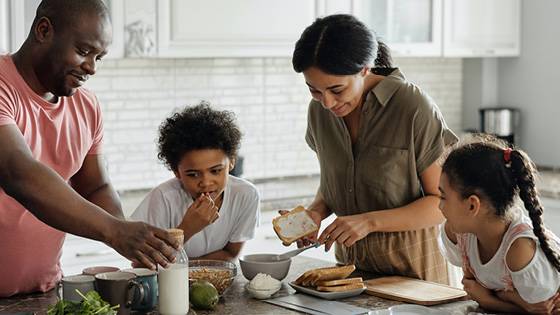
[122,268,158,311]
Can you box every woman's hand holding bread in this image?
[318,213,374,251]
[275,206,321,248]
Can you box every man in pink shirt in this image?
[0,0,178,297]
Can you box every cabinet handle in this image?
[76,250,113,257]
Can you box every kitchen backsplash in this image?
[85,57,462,191]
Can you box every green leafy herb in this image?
[47,290,119,315]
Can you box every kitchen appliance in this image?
[479,107,520,145]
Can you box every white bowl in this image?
[245,283,281,299]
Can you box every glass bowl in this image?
[189,259,237,295]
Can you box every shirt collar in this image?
[371,68,405,107]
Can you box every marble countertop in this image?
[0,256,480,315]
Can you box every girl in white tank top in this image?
[438,137,560,314]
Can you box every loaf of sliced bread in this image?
[316,277,363,287]
[272,206,318,245]
[316,282,365,292]
[294,265,356,286]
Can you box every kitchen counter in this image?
[0,256,480,315]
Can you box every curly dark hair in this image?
[157,102,242,171]
[443,135,560,272]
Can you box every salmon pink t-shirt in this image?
[0,55,104,297]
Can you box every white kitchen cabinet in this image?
[8,0,125,58]
[353,0,443,57]
[0,0,10,53]
[156,0,317,58]
[443,0,520,57]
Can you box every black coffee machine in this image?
[479,107,520,145]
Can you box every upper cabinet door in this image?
[8,0,124,59]
[0,0,10,53]
[443,0,520,57]
[156,0,317,58]
[353,0,443,57]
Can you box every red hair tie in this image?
[504,148,512,167]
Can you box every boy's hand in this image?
[180,193,219,237]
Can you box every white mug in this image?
[59,274,96,302]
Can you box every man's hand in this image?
[318,213,372,251]
[278,209,322,248]
[179,193,219,240]
[108,220,179,270]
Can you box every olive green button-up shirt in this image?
[305,68,458,283]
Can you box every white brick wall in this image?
[86,57,462,191]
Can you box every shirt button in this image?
[349,189,353,193]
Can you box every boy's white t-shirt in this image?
[130,175,260,258]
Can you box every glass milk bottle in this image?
[158,228,189,315]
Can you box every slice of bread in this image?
[316,277,363,287]
[272,206,318,245]
[316,282,366,292]
[294,265,356,286]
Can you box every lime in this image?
[190,280,219,310]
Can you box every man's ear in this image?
[466,194,481,217]
[34,17,54,43]
[173,170,180,179]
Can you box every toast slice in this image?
[295,265,356,286]
[272,206,318,245]
[316,277,363,287]
[316,282,366,292]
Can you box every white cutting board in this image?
[365,276,467,306]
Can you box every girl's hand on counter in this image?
[461,278,494,307]
[318,213,373,251]
[496,290,560,314]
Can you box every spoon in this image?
[275,242,321,261]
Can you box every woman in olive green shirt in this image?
[291,14,457,283]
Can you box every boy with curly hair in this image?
[131,102,260,261]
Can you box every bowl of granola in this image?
[189,260,237,295]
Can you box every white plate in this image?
[288,282,365,300]
[386,304,448,315]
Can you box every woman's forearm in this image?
[307,188,332,220]
[366,195,444,232]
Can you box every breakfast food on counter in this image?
[316,277,363,287]
[272,205,319,245]
[248,273,281,291]
[190,267,234,295]
[294,265,365,292]
[294,264,356,286]
[317,279,365,292]
[190,280,219,310]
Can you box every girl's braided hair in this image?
[443,135,560,271]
